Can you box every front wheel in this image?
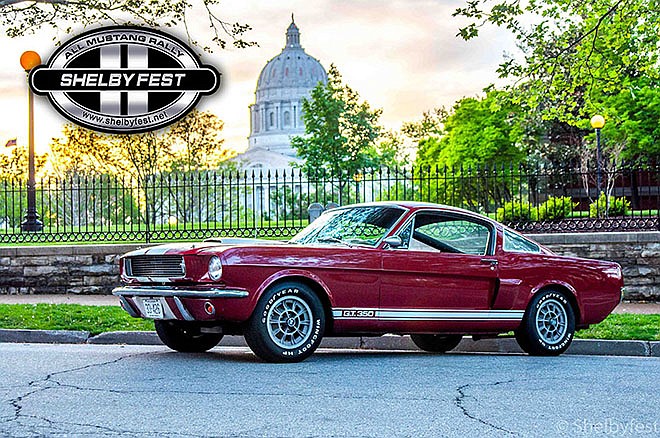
[244,282,325,363]
[515,290,575,356]
[410,334,463,353]
[155,320,223,353]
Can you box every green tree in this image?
[588,79,660,162]
[291,64,383,181]
[166,109,235,172]
[415,89,525,169]
[411,89,527,211]
[454,0,660,125]
[0,143,47,180]
[49,124,119,177]
[0,0,255,51]
[401,107,447,143]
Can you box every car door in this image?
[379,210,499,332]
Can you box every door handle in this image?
[481,258,498,269]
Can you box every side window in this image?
[503,229,540,253]
[410,213,491,255]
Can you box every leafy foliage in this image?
[0,0,256,52]
[536,196,577,221]
[0,143,47,181]
[165,109,235,172]
[586,79,660,162]
[414,89,525,169]
[291,64,383,180]
[589,192,631,217]
[49,110,232,179]
[454,0,660,125]
[401,108,447,142]
[496,200,533,222]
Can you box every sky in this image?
[0,0,518,156]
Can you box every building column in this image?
[275,103,280,130]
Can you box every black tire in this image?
[244,282,325,363]
[410,334,463,353]
[155,320,223,353]
[515,290,576,356]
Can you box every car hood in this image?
[122,238,288,257]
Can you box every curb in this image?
[0,329,90,344]
[1,329,658,357]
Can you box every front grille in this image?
[127,255,185,278]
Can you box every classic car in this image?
[113,202,623,362]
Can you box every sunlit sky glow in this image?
[0,0,518,158]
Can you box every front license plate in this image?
[142,298,164,319]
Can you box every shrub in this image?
[496,200,534,222]
[589,192,630,217]
[536,196,577,221]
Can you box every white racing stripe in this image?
[332,308,524,321]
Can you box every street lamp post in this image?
[590,114,606,195]
[19,51,43,232]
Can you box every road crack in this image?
[2,352,202,437]
[454,380,517,436]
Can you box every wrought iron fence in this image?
[1,163,658,244]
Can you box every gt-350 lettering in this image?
[342,310,375,318]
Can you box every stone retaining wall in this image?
[0,232,658,301]
[528,232,659,302]
[0,244,142,295]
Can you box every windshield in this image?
[291,205,405,247]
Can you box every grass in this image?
[0,304,658,341]
[576,314,660,341]
[0,304,153,336]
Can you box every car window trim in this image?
[390,209,496,256]
[503,228,541,254]
[324,204,409,248]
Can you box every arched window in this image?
[283,111,290,126]
[269,112,275,127]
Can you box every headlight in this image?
[208,256,222,280]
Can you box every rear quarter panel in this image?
[498,252,623,326]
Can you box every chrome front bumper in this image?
[112,286,249,320]
[112,286,249,299]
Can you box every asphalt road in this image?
[0,344,658,437]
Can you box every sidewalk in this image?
[0,294,658,314]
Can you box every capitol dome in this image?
[256,22,327,91]
[247,16,327,159]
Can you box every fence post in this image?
[308,203,324,222]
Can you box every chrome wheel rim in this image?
[266,295,313,349]
[535,299,568,345]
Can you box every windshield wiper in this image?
[317,237,354,248]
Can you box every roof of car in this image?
[337,200,483,215]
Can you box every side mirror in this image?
[383,236,403,248]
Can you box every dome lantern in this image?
[286,14,301,48]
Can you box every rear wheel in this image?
[244,282,325,363]
[410,334,463,353]
[515,290,575,356]
[155,320,223,353]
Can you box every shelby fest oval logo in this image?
[29,26,221,133]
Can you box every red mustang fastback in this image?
[113,202,623,362]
